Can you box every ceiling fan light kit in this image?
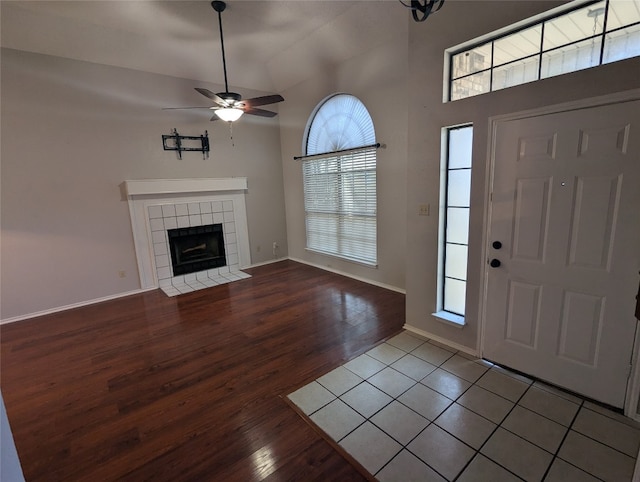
[214,107,243,122]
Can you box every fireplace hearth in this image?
[168,224,226,276]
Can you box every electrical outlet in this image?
[419,204,430,216]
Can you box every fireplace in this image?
[124,178,252,296]
[168,224,226,276]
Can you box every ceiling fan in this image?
[164,1,284,122]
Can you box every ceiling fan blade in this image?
[241,95,285,108]
[195,87,226,105]
[243,107,278,118]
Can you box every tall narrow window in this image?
[436,125,473,325]
[302,94,377,265]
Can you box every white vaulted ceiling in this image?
[0,0,408,94]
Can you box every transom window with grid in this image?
[302,94,377,265]
[447,0,640,101]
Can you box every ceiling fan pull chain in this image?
[228,121,235,147]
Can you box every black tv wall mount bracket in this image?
[162,128,210,159]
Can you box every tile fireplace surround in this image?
[124,178,252,297]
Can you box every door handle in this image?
[490,259,501,268]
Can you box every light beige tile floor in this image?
[288,330,640,481]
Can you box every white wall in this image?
[0,48,288,320]
[405,1,640,350]
[279,21,409,292]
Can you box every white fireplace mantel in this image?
[124,177,247,197]
[125,178,251,290]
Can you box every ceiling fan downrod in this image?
[211,1,231,95]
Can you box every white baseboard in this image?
[1,259,403,325]
[287,256,406,294]
[0,288,156,325]
[246,257,289,269]
[1,259,285,325]
[403,323,478,357]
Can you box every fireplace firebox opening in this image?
[167,224,226,276]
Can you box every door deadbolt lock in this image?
[492,241,502,249]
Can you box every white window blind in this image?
[303,94,377,265]
[303,147,377,264]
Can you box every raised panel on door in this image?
[567,175,621,270]
[557,290,604,366]
[512,177,552,262]
[504,280,541,348]
[577,124,631,159]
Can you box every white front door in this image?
[483,99,640,408]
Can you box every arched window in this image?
[302,94,377,265]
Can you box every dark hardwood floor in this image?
[1,260,405,481]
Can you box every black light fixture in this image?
[399,0,445,23]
